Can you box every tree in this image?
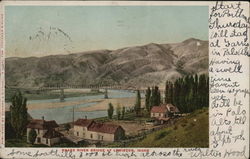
[134,90,141,116]
[150,86,161,107]
[121,106,125,119]
[145,87,151,112]
[165,81,170,103]
[149,86,155,108]
[167,74,209,113]
[198,74,207,109]
[168,82,173,104]
[65,123,71,131]
[28,129,37,144]
[156,88,161,105]
[116,104,121,120]
[10,90,28,138]
[107,103,114,119]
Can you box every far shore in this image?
[77,97,145,112]
[5,97,144,112]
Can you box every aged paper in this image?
[0,1,249,159]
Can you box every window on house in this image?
[77,132,79,136]
[37,129,40,134]
[102,136,104,140]
[46,139,48,144]
[90,134,93,138]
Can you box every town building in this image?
[151,104,180,124]
[26,117,63,146]
[73,118,125,142]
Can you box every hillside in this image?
[129,108,208,147]
[5,38,208,88]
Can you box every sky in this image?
[5,6,208,57]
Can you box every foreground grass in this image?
[6,136,87,147]
[128,108,209,148]
[5,136,49,147]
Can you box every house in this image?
[27,117,63,146]
[151,104,180,124]
[166,103,180,116]
[73,118,95,138]
[73,118,125,142]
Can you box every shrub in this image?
[173,125,178,130]
[190,122,195,127]
[155,131,168,140]
[28,129,37,144]
[181,123,186,127]
[185,122,196,130]
[183,119,188,124]
[64,123,71,131]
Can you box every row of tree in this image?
[165,74,209,113]
[143,74,209,114]
[107,103,126,120]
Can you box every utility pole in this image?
[104,88,108,99]
[60,88,65,102]
[72,106,75,125]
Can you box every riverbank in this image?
[77,97,145,112]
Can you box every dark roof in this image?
[74,119,94,127]
[88,123,123,134]
[27,119,59,129]
[43,129,63,139]
[151,105,168,113]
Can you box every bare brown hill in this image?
[5,38,208,88]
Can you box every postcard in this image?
[0,1,249,159]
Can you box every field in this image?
[127,108,209,147]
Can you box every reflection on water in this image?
[27,90,138,124]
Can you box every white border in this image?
[0,1,249,159]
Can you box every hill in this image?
[5,38,208,88]
[128,108,208,147]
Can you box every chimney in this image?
[42,116,44,121]
[85,115,87,119]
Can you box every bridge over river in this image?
[5,85,153,94]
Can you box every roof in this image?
[74,119,94,127]
[43,129,63,139]
[151,105,168,113]
[27,119,59,130]
[166,104,180,113]
[88,123,124,134]
[151,104,180,113]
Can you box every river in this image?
[27,89,137,124]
